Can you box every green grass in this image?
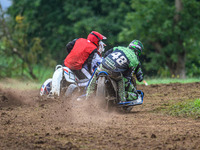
[0,78,41,90]
[34,65,54,84]
[163,98,200,119]
[0,76,199,90]
[0,66,53,90]
[138,77,200,85]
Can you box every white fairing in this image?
[40,78,52,96]
[50,65,76,96]
[63,67,77,83]
[50,67,63,96]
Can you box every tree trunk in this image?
[173,0,186,79]
[175,51,186,78]
[174,0,182,22]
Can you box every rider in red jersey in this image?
[49,31,106,97]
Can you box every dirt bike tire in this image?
[65,84,78,98]
[96,76,107,108]
[122,106,133,113]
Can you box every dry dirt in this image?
[0,82,200,150]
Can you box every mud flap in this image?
[50,67,64,96]
[118,90,144,106]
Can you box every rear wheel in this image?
[96,76,107,109]
[65,84,79,99]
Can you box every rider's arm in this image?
[124,62,143,82]
[104,48,113,58]
[91,53,102,73]
[134,63,144,82]
[85,49,98,73]
[66,38,78,54]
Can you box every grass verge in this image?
[156,98,200,119]
[137,77,200,85]
[0,78,41,90]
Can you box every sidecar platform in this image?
[118,90,144,106]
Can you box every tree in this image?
[120,0,200,78]
[2,0,134,79]
[0,5,46,79]
[7,0,133,62]
[2,0,200,79]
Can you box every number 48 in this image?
[111,52,127,66]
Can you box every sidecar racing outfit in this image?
[87,40,144,102]
[49,31,106,97]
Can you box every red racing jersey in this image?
[64,38,97,70]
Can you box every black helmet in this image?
[128,40,144,56]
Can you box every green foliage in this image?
[166,99,200,119]
[0,6,56,79]
[120,0,200,77]
[1,0,200,80]
[1,17,44,79]
[186,40,200,77]
[7,0,133,62]
[33,65,54,84]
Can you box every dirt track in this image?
[0,82,200,150]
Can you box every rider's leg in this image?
[117,76,127,102]
[72,68,91,80]
[86,64,106,98]
[86,68,99,99]
[72,67,92,87]
[126,91,138,101]
[124,78,138,101]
